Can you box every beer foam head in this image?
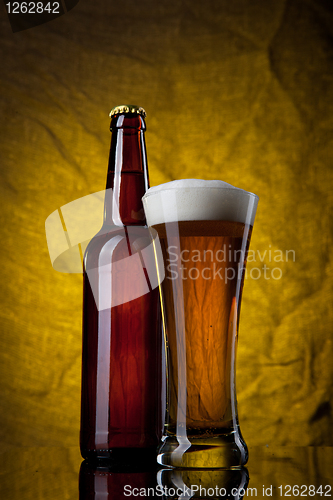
[142,179,258,226]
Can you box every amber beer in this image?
[142,180,259,469]
[153,219,251,427]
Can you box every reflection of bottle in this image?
[79,460,158,500]
[80,105,162,464]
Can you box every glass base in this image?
[157,430,248,469]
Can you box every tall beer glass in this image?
[142,179,259,468]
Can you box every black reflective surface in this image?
[0,446,332,499]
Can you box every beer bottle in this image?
[80,105,162,465]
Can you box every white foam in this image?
[146,179,236,191]
[142,179,258,227]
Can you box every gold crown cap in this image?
[109,105,146,118]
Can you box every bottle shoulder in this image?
[83,224,151,270]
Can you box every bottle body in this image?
[80,108,162,462]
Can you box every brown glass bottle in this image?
[80,105,162,465]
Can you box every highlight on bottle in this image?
[45,188,165,310]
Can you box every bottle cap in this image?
[109,105,146,118]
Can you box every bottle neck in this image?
[104,115,149,227]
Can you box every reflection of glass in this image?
[79,460,158,500]
[158,467,249,500]
[143,180,259,468]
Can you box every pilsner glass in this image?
[142,180,259,468]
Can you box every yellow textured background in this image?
[0,0,332,451]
